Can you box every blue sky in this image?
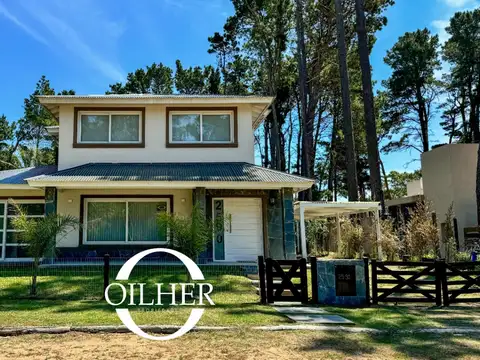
[0,0,479,172]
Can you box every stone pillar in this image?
[45,187,57,215]
[282,188,296,260]
[192,187,206,216]
[267,190,285,259]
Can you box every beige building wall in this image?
[0,189,45,198]
[57,104,255,170]
[56,188,193,248]
[421,144,478,248]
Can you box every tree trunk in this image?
[287,112,293,173]
[355,0,384,209]
[476,143,480,224]
[334,0,358,201]
[296,0,312,200]
[296,100,302,175]
[416,84,429,152]
[270,102,282,171]
[327,107,337,202]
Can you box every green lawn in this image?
[1,265,479,329]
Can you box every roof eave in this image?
[26,179,313,192]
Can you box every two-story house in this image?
[0,95,313,263]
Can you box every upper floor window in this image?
[74,107,145,148]
[167,107,238,148]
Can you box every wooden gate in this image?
[443,262,480,306]
[258,256,308,304]
[371,260,442,305]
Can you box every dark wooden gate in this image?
[443,262,480,306]
[372,260,442,305]
[258,256,308,304]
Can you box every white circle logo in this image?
[104,248,214,340]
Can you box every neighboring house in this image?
[385,178,424,223]
[0,95,313,262]
[422,143,479,250]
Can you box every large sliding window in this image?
[0,200,45,260]
[84,198,169,244]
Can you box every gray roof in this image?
[0,166,58,185]
[28,163,312,184]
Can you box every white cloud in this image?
[431,19,450,44]
[0,0,125,82]
[443,0,476,7]
[0,1,48,45]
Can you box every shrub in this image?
[404,201,439,259]
[379,219,400,261]
[157,203,225,261]
[338,218,364,259]
[443,203,457,262]
[11,203,80,296]
[306,219,329,256]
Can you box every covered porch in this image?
[26,162,314,263]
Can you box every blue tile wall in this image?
[316,259,367,306]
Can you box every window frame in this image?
[73,107,146,148]
[83,197,171,245]
[0,199,45,261]
[166,107,238,148]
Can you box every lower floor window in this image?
[0,200,45,259]
[84,198,169,244]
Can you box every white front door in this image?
[213,198,264,262]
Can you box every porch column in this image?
[299,204,307,259]
[45,187,57,215]
[282,188,296,260]
[193,187,206,216]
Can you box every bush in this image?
[379,219,400,261]
[306,219,329,256]
[338,218,364,259]
[404,201,439,260]
[443,203,457,262]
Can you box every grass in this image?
[2,330,480,360]
[1,265,480,330]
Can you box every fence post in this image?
[434,260,443,307]
[300,257,308,304]
[441,261,450,307]
[265,258,274,304]
[364,256,370,307]
[258,256,267,304]
[371,259,378,305]
[103,254,110,299]
[310,257,318,304]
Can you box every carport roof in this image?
[294,201,380,220]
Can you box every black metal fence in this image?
[0,256,256,300]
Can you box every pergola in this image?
[294,201,382,259]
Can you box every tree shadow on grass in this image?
[372,332,480,360]
[328,305,480,330]
[300,332,376,356]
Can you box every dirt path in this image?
[1,330,480,360]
